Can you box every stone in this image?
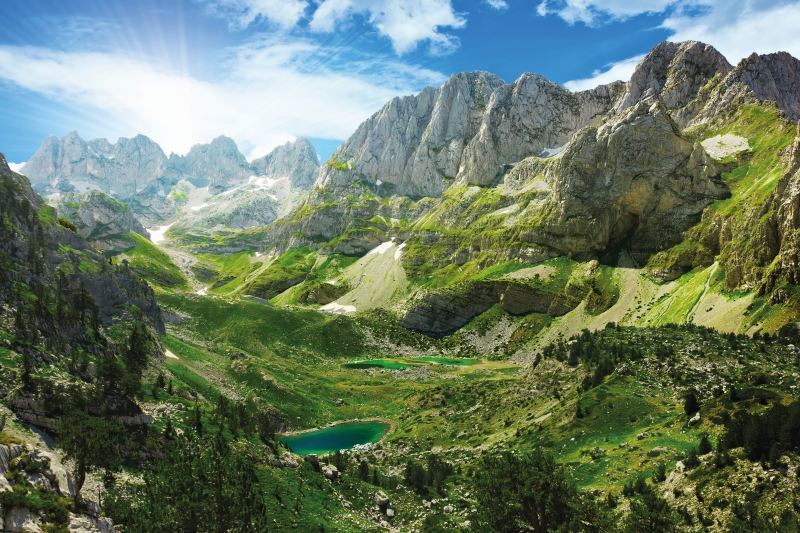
[385,508,395,518]
[374,491,390,510]
[321,463,340,482]
[444,504,455,513]
[689,412,701,426]
[67,514,115,533]
[0,473,12,492]
[4,507,42,533]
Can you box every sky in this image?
[0,0,798,164]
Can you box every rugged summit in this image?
[22,134,321,229]
[168,135,250,193]
[250,137,320,189]
[615,40,732,117]
[22,132,168,197]
[317,71,624,197]
[694,51,800,124]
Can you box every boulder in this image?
[321,464,340,482]
[4,507,42,533]
[374,491,390,511]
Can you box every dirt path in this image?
[687,262,718,321]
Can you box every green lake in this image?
[415,357,478,366]
[343,359,410,370]
[281,421,391,455]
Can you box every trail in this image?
[687,262,718,322]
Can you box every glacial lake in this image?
[343,357,478,370]
[281,421,391,455]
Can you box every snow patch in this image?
[8,162,26,173]
[366,241,395,256]
[195,286,208,296]
[147,222,175,244]
[701,134,749,159]
[320,302,357,315]
[541,145,565,157]
[164,349,179,360]
[394,241,406,260]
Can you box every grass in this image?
[118,232,188,290]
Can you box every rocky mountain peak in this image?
[0,152,9,173]
[250,137,320,189]
[730,51,800,121]
[616,40,732,114]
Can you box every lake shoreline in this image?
[279,417,397,438]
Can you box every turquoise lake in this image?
[280,421,391,455]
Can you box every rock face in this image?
[167,135,250,193]
[0,155,164,334]
[51,190,148,251]
[22,132,168,198]
[22,134,321,227]
[695,51,800,124]
[318,72,503,198]
[615,41,732,117]
[317,71,624,197]
[458,75,623,186]
[250,137,320,189]
[538,100,728,262]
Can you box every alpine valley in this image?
[2,39,800,532]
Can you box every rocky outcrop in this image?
[458,75,623,186]
[0,441,114,532]
[721,125,800,294]
[537,100,728,263]
[167,135,250,193]
[316,71,624,197]
[250,137,320,189]
[22,132,169,198]
[615,41,731,118]
[51,191,148,251]
[401,279,580,337]
[694,51,800,124]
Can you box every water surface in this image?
[281,421,390,455]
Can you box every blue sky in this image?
[1,0,798,164]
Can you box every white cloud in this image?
[204,0,309,29]
[536,0,675,26]
[485,0,509,9]
[205,0,466,55]
[310,0,466,54]
[0,40,445,158]
[563,54,645,91]
[663,1,800,62]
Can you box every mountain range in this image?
[21,133,319,228]
[2,39,800,532]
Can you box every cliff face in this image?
[0,153,163,337]
[538,100,728,263]
[51,190,148,252]
[22,132,169,198]
[316,71,624,198]
[250,137,320,189]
